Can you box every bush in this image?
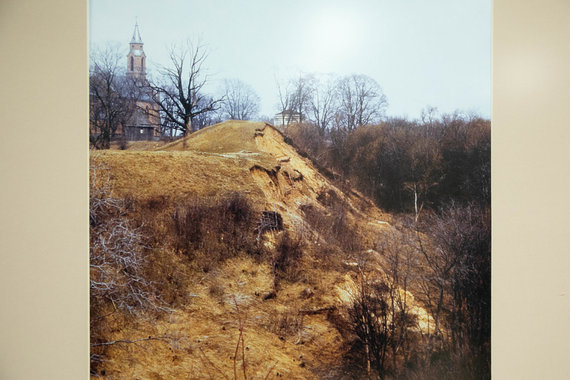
[90,161,170,372]
[273,232,304,285]
[170,192,261,270]
[300,199,361,253]
[266,308,305,339]
[347,275,391,378]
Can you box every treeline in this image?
[89,41,392,149]
[286,111,490,215]
[342,203,490,379]
[284,110,491,379]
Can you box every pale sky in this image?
[89,0,491,120]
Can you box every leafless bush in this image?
[90,160,170,371]
[413,203,491,379]
[170,192,260,270]
[266,308,305,339]
[376,228,421,371]
[347,273,391,379]
[300,200,361,253]
[171,199,205,255]
[272,232,304,286]
[90,162,169,316]
[197,298,278,380]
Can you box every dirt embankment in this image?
[90,120,429,379]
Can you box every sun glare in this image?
[308,8,356,69]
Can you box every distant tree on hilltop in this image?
[275,72,387,134]
[150,40,222,136]
[335,74,388,132]
[220,78,260,121]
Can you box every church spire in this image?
[127,20,146,79]
[131,21,143,44]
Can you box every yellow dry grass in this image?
[159,120,269,154]
[98,254,350,379]
[91,150,267,203]
[109,140,171,151]
[91,120,426,379]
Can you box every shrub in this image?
[266,308,305,339]
[272,232,304,285]
[170,192,260,269]
[300,200,361,253]
[90,161,170,371]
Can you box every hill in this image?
[90,120,432,379]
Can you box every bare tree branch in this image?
[149,40,222,136]
[220,78,260,120]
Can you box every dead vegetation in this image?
[90,120,488,379]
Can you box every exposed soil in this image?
[90,120,429,379]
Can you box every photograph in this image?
[4,0,570,379]
[89,1,490,378]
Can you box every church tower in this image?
[122,21,160,141]
[126,22,146,80]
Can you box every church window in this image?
[130,57,134,71]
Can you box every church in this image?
[89,23,161,144]
[123,23,161,141]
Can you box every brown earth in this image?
[90,120,430,379]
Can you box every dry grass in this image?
[90,150,267,203]
[93,254,350,379]
[109,140,171,151]
[90,120,433,379]
[160,120,270,154]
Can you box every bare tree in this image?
[155,85,183,138]
[377,228,420,371]
[404,135,443,222]
[150,41,222,136]
[412,203,490,379]
[220,78,260,120]
[308,73,338,135]
[193,95,224,129]
[89,44,139,149]
[335,74,388,131]
[348,270,391,379]
[289,73,314,119]
[275,73,314,126]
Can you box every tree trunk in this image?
[413,185,419,223]
[365,341,371,379]
[185,118,192,135]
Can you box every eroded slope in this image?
[90,120,430,379]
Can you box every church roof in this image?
[130,22,143,44]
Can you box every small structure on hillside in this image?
[257,211,284,240]
[274,110,302,127]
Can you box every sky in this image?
[89,0,491,120]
